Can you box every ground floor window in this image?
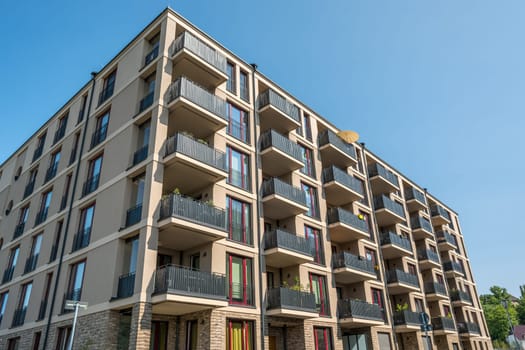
[377,333,392,350]
[227,319,254,350]
[343,333,368,350]
[314,327,333,350]
[186,320,198,350]
[7,337,20,350]
[117,309,132,350]
[55,326,72,350]
[150,321,168,350]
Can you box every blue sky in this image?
[1,1,523,296]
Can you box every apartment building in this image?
[0,7,492,350]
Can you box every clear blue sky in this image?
[1,1,523,296]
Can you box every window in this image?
[239,71,249,101]
[61,173,72,211]
[139,74,155,112]
[150,321,168,350]
[303,114,312,141]
[33,132,47,162]
[83,154,103,195]
[117,309,132,350]
[50,221,63,262]
[133,121,150,165]
[227,319,254,350]
[377,333,392,350]
[69,132,80,165]
[371,288,385,314]
[415,298,424,312]
[407,263,417,275]
[436,274,445,285]
[309,274,329,316]
[73,204,94,251]
[78,94,88,124]
[314,327,333,350]
[99,70,116,105]
[125,236,139,274]
[227,103,249,143]
[25,233,43,273]
[443,305,451,317]
[227,255,253,305]
[0,292,8,325]
[24,167,38,198]
[14,205,30,238]
[343,334,368,350]
[91,111,110,148]
[55,326,72,350]
[301,182,319,218]
[226,61,236,93]
[54,114,68,144]
[32,332,41,350]
[38,273,53,321]
[13,282,32,327]
[226,147,250,190]
[365,248,378,275]
[186,320,198,350]
[145,34,160,66]
[66,261,85,304]
[3,246,20,283]
[305,226,324,264]
[7,337,20,350]
[226,196,252,245]
[300,145,315,177]
[35,189,52,225]
[127,174,145,227]
[46,149,61,182]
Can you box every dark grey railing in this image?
[154,264,227,299]
[125,204,142,227]
[257,89,300,122]
[24,254,39,274]
[443,261,464,275]
[368,163,399,187]
[386,269,419,288]
[90,125,108,148]
[425,282,447,296]
[23,180,35,199]
[139,91,154,112]
[165,133,227,171]
[144,44,159,66]
[267,287,317,312]
[450,290,472,303]
[44,164,58,183]
[374,195,405,218]
[436,231,457,246]
[432,317,456,331]
[261,178,307,206]
[71,227,91,252]
[393,310,421,326]
[431,205,451,220]
[159,194,227,231]
[2,266,15,284]
[318,129,357,160]
[380,232,412,251]
[82,174,100,196]
[332,252,376,275]
[53,121,67,144]
[337,299,383,321]
[322,166,363,195]
[457,322,481,334]
[259,129,303,162]
[98,84,114,106]
[404,187,426,205]
[116,272,135,299]
[410,215,433,232]
[171,31,227,73]
[13,223,25,240]
[327,207,369,233]
[418,249,440,263]
[167,77,227,119]
[11,307,26,328]
[132,145,148,166]
[264,229,313,257]
[34,208,49,226]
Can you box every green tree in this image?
[480,285,518,343]
[518,285,525,325]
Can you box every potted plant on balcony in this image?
[395,303,409,312]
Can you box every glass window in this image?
[226,61,236,93]
[227,319,254,350]
[226,147,250,190]
[150,321,168,350]
[125,236,139,274]
[67,261,86,302]
[40,190,53,215]
[314,327,333,350]
[239,71,249,101]
[18,282,32,310]
[0,292,8,325]
[300,145,315,177]
[227,103,249,143]
[186,320,198,350]
[301,182,319,218]
[18,206,30,225]
[305,226,323,264]
[55,326,72,350]
[377,333,392,350]
[227,255,253,305]
[415,298,424,312]
[303,114,312,141]
[7,337,20,350]
[117,310,132,350]
[226,196,252,245]
[310,274,329,316]
[344,334,368,350]
[32,332,41,350]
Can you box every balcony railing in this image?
[167,77,228,120]
[34,208,49,226]
[374,195,405,218]
[171,31,227,74]
[410,215,433,232]
[33,144,44,162]
[368,163,399,187]
[44,165,58,183]
[144,44,159,66]
[379,232,412,251]
[337,299,383,321]
[327,207,369,234]
[13,223,25,240]
[154,264,226,299]
[405,187,426,205]
[11,307,27,328]
[431,205,451,220]
[318,129,357,160]
[425,282,447,296]
[418,249,440,263]
[115,272,135,299]
[432,317,456,331]
[139,91,154,112]
[23,180,35,199]
[264,229,313,257]
[165,132,227,172]
[257,89,300,122]
[71,227,91,252]
[159,194,227,231]
[259,129,303,163]
[443,261,465,275]
[457,322,481,334]
[436,231,457,246]
[267,287,317,312]
[450,290,472,304]
[53,122,67,144]
[90,125,108,148]
[82,174,100,197]
[322,166,363,195]
[393,310,421,326]
[125,204,142,227]
[332,251,376,275]
[261,178,307,206]
[2,266,15,284]
[24,254,39,274]
[37,299,48,321]
[386,269,419,288]
[132,145,148,166]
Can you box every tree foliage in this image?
[480,285,518,343]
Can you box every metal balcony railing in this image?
[379,232,412,251]
[71,227,91,252]
[264,229,313,257]
[159,194,227,231]
[139,91,154,112]
[132,145,148,166]
[431,205,451,220]
[90,125,108,148]
[259,129,303,163]
[144,44,159,66]
[2,266,15,284]
[13,223,25,240]
[257,89,300,122]
[418,249,440,263]
[11,307,26,328]
[115,272,135,299]
[393,310,421,326]
[432,317,456,331]
[165,132,227,171]
[318,129,357,160]
[332,251,376,275]
[374,195,405,218]
[443,261,465,275]
[98,84,114,106]
[34,208,49,226]
[170,31,227,73]
[125,204,142,227]
[327,207,369,234]
[404,187,426,205]
[337,299,384,321]
[261,178,307,207]
[267,287,317,312]
[322,166,363,195]
[368,163,399,187]
[425,282,447,296]
[44,165,58,183]
[450,290,472,304]
[53,122,67,144]
[386,269,419,288]
[457,322,480,334]
[82,174,100,196]
[436,231,457,246]
[23,180,35,199]
[23,254,39,274]
[410,215,433,232]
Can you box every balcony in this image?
[417,249,441,270]
[332,252,377,284]
[318,130,357,169]
[259,130,304,177]
[443,261,465,278]
[425,282,448,301]
[450,290,472,306]
[24,254,39,274]
[2,266,15,284]
[373,195,405,225]
[379,232,412,258]
[34,208,48,227]
[82,174,100,197]
[132,145,149,167]
[393,310,421,332]
[458,322,481,336]
[158,194,227,250]
[432,317,456,334]
[337,299,384,327]
[53,122,67,144]
[23,180,35,199]
[114,272,135,299]
[322,166,364,205]
[327,207,370,242]
[13,223,25,240]
[410,215,434,239]
[11,307,27,328]
[368,163,399,195]
[261,178,308,220]
[125,204,142,227]
[386,269,420,294]
[171,31,228,88]
[139,91,154,113]
[90,125,108,148]
[266,287,318,318]
[436,231,457,250]
[152,265,227,315]
[71,227,91,252]
[264,229,314,268]
[257,89,300,133]
[166,77,228,137]
[431,205,451,225]
[404,187,427,212]
[44,164,58,183]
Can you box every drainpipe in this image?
[250,63,266,350]
[175,315,180,350]
[359,142,400,350]
[42,72,98,350]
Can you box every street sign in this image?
[420,324,433,332]
[419,312,430,325]
[64,300,88,310]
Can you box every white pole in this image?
[67,302,79,350]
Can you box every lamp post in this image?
[502,300,519,350]
[64,300,88,350]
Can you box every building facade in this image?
[0,8,492,350]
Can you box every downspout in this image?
[359,142,400,350]
[42,72,98,350]
[250,63,266,350]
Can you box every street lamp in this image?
[64,300,88,350]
